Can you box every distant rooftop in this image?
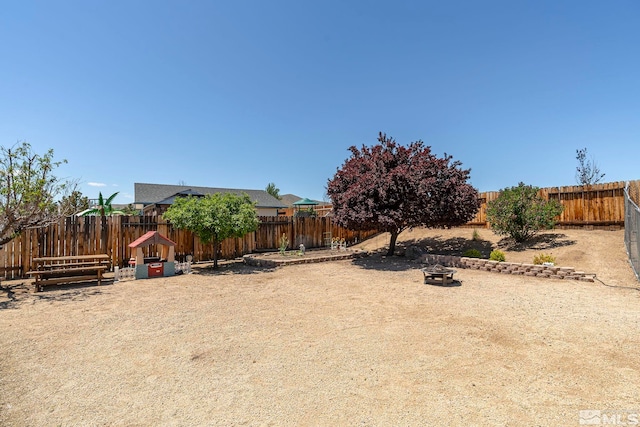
[135,183,287,209]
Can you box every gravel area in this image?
[1,228,638,426]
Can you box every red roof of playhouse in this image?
[128,231,177,248]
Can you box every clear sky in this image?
[2,1,639,204]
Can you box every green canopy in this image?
[293,197,319,206]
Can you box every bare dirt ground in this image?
[1,227,639,426]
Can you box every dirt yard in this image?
[1,227,639,426]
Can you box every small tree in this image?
[0,141,72,245]
[163,192,259,268]
[486,182,564,243]
[327,132,480,255]
[120,204,141,215]
[59,190,89,216]
[265,182,281,200]
[576,147,605,185]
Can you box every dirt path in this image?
[1,228,638,426]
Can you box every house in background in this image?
[134,183,287,217]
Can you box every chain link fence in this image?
[624,181,640,281]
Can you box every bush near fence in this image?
[468,181,637,229]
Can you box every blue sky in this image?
[2,1,639,204]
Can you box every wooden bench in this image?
[27,255,111,292]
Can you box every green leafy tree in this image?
[486,182,564,242]
[120,204,141,215]
[163,192,259,269]
[575,148,605,185]
[81,192,125,217]
[327,132,480,255]
[0,141,72,245]
[265,182,281,200]
[59,190,90,216]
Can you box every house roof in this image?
[135,183,287,209]
[279,194,302,206]
[129,231,177,248]
[155,189,205,205]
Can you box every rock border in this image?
[243,249,596,282]
[243,249,369,268]
[422,254,596,282]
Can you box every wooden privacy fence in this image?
[0,216,378,280]
[255,216,374,250]
[467,181,637,228]
[2,180,637,280]
[627,180,640,208]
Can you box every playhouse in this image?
[128,231,177,279]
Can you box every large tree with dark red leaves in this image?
[327,132,480,256]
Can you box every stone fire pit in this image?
[421,264,457,285]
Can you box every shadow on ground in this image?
[401,235,496,258]
[497,233,577,252]
[194,260,277,276]
[352,254,465,288]
[424,280,462,288]
[0,280,107,309]
[0,281,22,309]
[352,235,496,273]
[351,252,421,272]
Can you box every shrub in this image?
[472,229,481,241]
[462,248,482,258]
[533,253,556,265]
[279,233,289,255]
[294,207,317,218]
[486,182,564,242]
[489,250,506,262]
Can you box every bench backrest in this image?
[32,255,111,269]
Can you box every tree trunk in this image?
[387,230,400,256]
[213,239,219,269]
[101,215,107,255]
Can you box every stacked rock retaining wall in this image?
[243,250,368,268]
[422,254,596,282]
